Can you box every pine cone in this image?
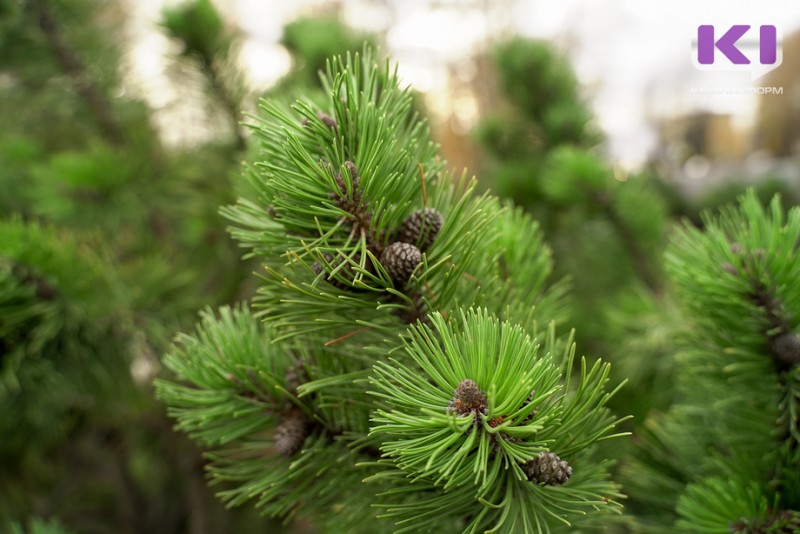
[525,452,572,485]
[274,410,310,456]
[396,208,443,252]
[380,242,422,286]
[447,379,488,418]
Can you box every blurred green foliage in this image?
[162,0,227,64]
[475,37,599,211]
[281,16,376,90]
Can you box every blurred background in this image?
[1,0,799,532]
[125,0,800,192]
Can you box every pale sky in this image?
[512,0,800,167]
[124,0,800,169]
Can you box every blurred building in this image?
[656,112,747,164]
[755,30,800,156]
[646,30,800,201]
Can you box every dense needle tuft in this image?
[312,252,370,291]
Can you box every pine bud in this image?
[396,208,443,252]
[328,161,360,197]
[301,112,338,132]
[520,390,538,424]
[284,359,309,395]
[447,379,488,418]
[525,452,572,485]
[770,332,800,366]
[327,161,364,217]
[380,242,422,285]
[13,264,58,301]
[274,410,309,456]
[720,262,737,276]
[317,112,337,131]
[226,374,258,401]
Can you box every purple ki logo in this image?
[692,24,783,80]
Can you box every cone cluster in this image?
[395,207,443,252]
[378,208,443,285]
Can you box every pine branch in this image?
[744,275,800,369]
[159,48,625,533]
[368,309,628,531]
[640,192,800,532]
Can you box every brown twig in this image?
[418,163,428,207]
[324,326,370,346]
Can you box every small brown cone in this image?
[447,379,488,417]
[524,452,572,485]
[396,208,443,252]
[380,242,422,285]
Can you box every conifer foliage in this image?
[156,49,628,533]
[622,192,800,532]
